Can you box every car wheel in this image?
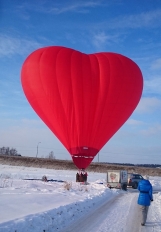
[122,184,127,191]
[133,182,138,189]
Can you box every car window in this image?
[130,174,136,178]
[134,175,140,179]
[128,174,143,179]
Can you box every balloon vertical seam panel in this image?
[82,53,100,149]
[38,47,68,146]
[90,53,110,147]
[55,47,77,148]
[99,52,119,146]
[91,52,142,148]
[81,53,95,147]
[55,47,74,148]
[91,52,117,147]
[70,49,83,148]
[116,54,143,120]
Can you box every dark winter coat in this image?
[137,179,153,206]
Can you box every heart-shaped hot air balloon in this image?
[21,46,143,169]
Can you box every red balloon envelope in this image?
[21,46,143,169]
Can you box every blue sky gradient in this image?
[0,0,161,164]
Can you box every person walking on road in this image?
[137,175,153,226]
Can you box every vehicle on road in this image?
[128,173,144,189]
[107,170,128,190]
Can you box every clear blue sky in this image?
[0,0,161,165]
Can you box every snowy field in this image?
[0,164,161,232]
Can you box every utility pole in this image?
[36,142,41,158]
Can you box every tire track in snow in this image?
[125,194,141,232]
[143,193,161,232]
[61,192,136,232]
[126,191,161,232]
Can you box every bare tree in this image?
[10,148,18,156]
[0,147,21,156]
[48,151,55,159]
[0,147,6,155]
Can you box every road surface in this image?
[61,189,161,232]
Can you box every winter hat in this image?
[144,175,149,180]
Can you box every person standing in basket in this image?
[137,175,153,226]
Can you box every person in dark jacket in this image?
[137,175,153,226]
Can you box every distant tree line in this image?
[135,163,161,168]
[102,162,161,168]
[0,147,21,156]
[0,147,56,159]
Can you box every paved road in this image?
[60,192,137,232]
[60,188,161,232]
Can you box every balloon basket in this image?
[76,169,88,183]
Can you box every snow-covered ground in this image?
[0,164,161,232]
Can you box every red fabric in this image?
[21,46,143,169]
